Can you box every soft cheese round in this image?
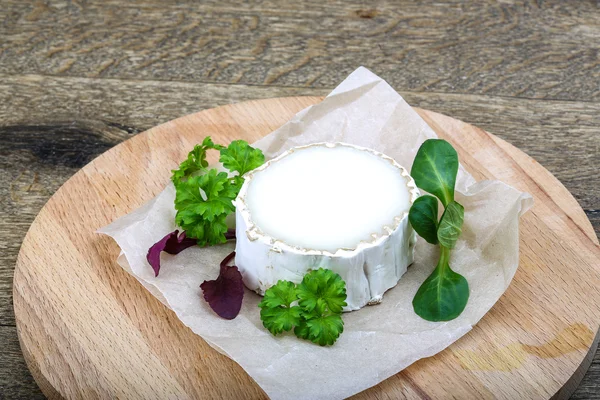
[234,142,419,311]
[245,143,412,252]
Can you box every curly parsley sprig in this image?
[171,137,265,246]
[171,137,224,186]
[259,269,347,346]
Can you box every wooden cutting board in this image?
[14,97,600,399]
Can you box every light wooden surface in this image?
[13,97,600,399]
[2,2,599,397]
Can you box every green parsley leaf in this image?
[260,269,347,346]
[261,307,303,335]
[170,138,264,246]
[297,268,347,314]
[171,136,224,186]
[292,318,311,340]
[174,169,237,246]
[219,140,265,177]
[259,280,298,308]
[295,314,344,346]
[258,281,302,335]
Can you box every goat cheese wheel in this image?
[234,142,419,311]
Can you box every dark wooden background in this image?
[1,0,599,398]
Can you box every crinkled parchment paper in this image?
[99,67,533,399]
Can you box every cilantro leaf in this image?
[171,136,224,186]
[259,281,302,335]
[219,140,265,177]
[297,268,347,314]
[174,169,237,246]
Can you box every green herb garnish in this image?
[171,137,224,186]
[171,137,264,246]
[259,269,347,346]
[174,169,237,246]
[219,139,266,190]
[408,195,439,245]
[409,139,469,322]
[259,281,303,335]
[410,139,458,207]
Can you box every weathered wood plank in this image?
[589,210,600,234]
[1,72,598,207]
[1,0,599,101]
[572,346,600,399]
[0,74,323,131]
[0,326,45,399]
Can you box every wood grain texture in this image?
[0,326,45,399]
[0,75,598,399]
[12,97,600,399]
[1,1,600,101]
[1,0,599,397]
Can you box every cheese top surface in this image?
[244,144,412,252]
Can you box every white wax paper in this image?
[99,67,533,399]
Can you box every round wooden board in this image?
[14,97,600,399]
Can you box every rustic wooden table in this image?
[1,1,598,398]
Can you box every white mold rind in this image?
[234,142,419,311]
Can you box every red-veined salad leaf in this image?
[146,230,196,277]
[200,251,244,319]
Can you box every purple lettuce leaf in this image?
[146,230,197,277]
[200,251,244,319]
[224,229,236,240]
